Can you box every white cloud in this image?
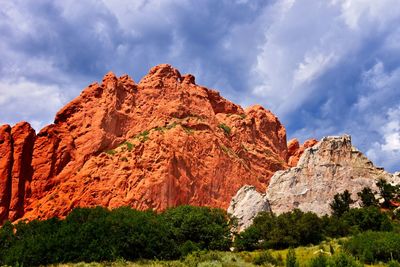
[0,79,67,131]
[293,52,336,86]
[379,107,400,152]
[366,107,400,170]
[338,0,400,30]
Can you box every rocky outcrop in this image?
[227,185,270,231]
[267,135,400,216]
[0,125,13,223]
[0,123,36,223]
[9,122,36,220]
[0,64,290,222]
[287,138,318,167]
[229,135,400,229]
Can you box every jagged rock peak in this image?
[139,64,183,86]
[287,138,318,167]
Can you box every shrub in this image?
[234,226,260,251]
[236,209,323,250]
[308,253,329,267]
[162,206,231,255]
[124,142,133,151]
[252,250,278,266]
[286,248,299,267]
[341,206,393,233]
[0,205,230,266]
[388,260,400,267]
[344,231,400,263]
[330,252,363,267]
[218,123,231,135]
[105,149,116,155]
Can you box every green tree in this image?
[330,190,355,217]
[357,187,378,207]
[342,206,393,233]
[377,178,399,208]
[236,210,323,250]
[162,206,231,255]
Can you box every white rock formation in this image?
[228,135,400,230]
[227,185,270,231]
[266,135,399,215]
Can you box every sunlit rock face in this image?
[229,135,400,230]
[266,135,399,216]
[227,185,270,231]
[0,64,289,222]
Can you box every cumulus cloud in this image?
[0,0,400,171]
[249,0,400,171]
[0,78,66,130]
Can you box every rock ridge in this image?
[1,64,291,222]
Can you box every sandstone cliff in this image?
[0,64,289,222]
[0,123,35,223]
[229,135,400,230]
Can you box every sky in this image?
[0,0,400,172]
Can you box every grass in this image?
[47,238,395,267]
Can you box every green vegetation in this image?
[330,189,355,217]
[105,149,116,155]
[123,142,134,151]
[285,248,299,267]
[155,122,178,132]
[235,209,324,250]
[377,178,400,208]
[344,231,400,263]
[136,130,149,142]
[235,191,396,252]
[218,123,231,135]
[2,180,400,266]
[358,187,379,207]
[0,206,230,266]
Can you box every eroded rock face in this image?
[0,64,289,222]
[227,185,270,231]
[287,138,318,167]
[267,135,400,216]
[9,122,36,220]
[0,125,13,223]
[0,123,36,223]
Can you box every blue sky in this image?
[1,0,400,172]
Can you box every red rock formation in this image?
[287,138,318,167]
[0,125,12,223]
[9,122,35,220]
[1,64,291,222]
[0,123,36,223]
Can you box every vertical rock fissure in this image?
[2,135,14,223]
